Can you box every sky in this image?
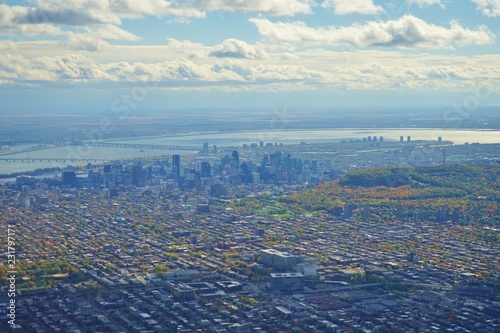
[0,0,499,113]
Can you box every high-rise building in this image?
[312,160,318,174]
[437,208,449,222]
[330,206,343,216]
[200,161,211,178]
[344,203,355,218]
[413,211,427,222]
[172,155,181,177]
[361,206,371,219]
[270,273,304,292]
[260,249,298,271]
[62,171,77,186]
[132,165,142,186]
[231,151,239,169]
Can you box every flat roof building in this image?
[270,273,304,292]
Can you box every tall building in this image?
[361,206,371,219]
[231,151,239,170]
[172,155,181,177]
[344,203,355,218]
[413,211,427,222]
[131,165,142,186]
[437,208,449,222]
[296,260,317,276]
[62,171,77,186]
[200,161,211,178]
[270,273,304,292]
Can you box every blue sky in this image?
[0,0,499,113]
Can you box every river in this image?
[0,128,498,175]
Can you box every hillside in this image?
[236,164,500,226]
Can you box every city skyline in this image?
[0,0,499,112]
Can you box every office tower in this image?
[231,150,239,169]
[312,160,318,174]
[344,203,355,218]
[200,161,211,178]
[270,273,304,292]
[132,165,142,186]
[172,155,180,177]
[62,171,76,185]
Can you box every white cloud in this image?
[406,0,445,8]
[32,0,205,21]
[64,25,140,51]
[87,25,140,41]
[321,0,384,15]
[1,51,499,94]
[0,0,316,37]
[22,2,122,26]
[66,32,111,51]
[250,15,495,49]
[0,4,61,35]
[195,0,316,16]
[209,39,267,59]
[471,0,500,17]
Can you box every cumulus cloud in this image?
[1,52,499,94]
[250,15,495,49]
[32,0,205,22]
[9,3,121,27]
[321,0,384,15]
[209,39,267,59]
[66,32,111,51]
[0,0,315,37]
[406,0,445,8]
[471,0,500,17]
[195,0,315,16]
[87,25,140,41]
[64,25,140,51]
[0,53,328,85]
[0,4,62,35]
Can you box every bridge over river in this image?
[68,142,199,151]
[0,158,109,163]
